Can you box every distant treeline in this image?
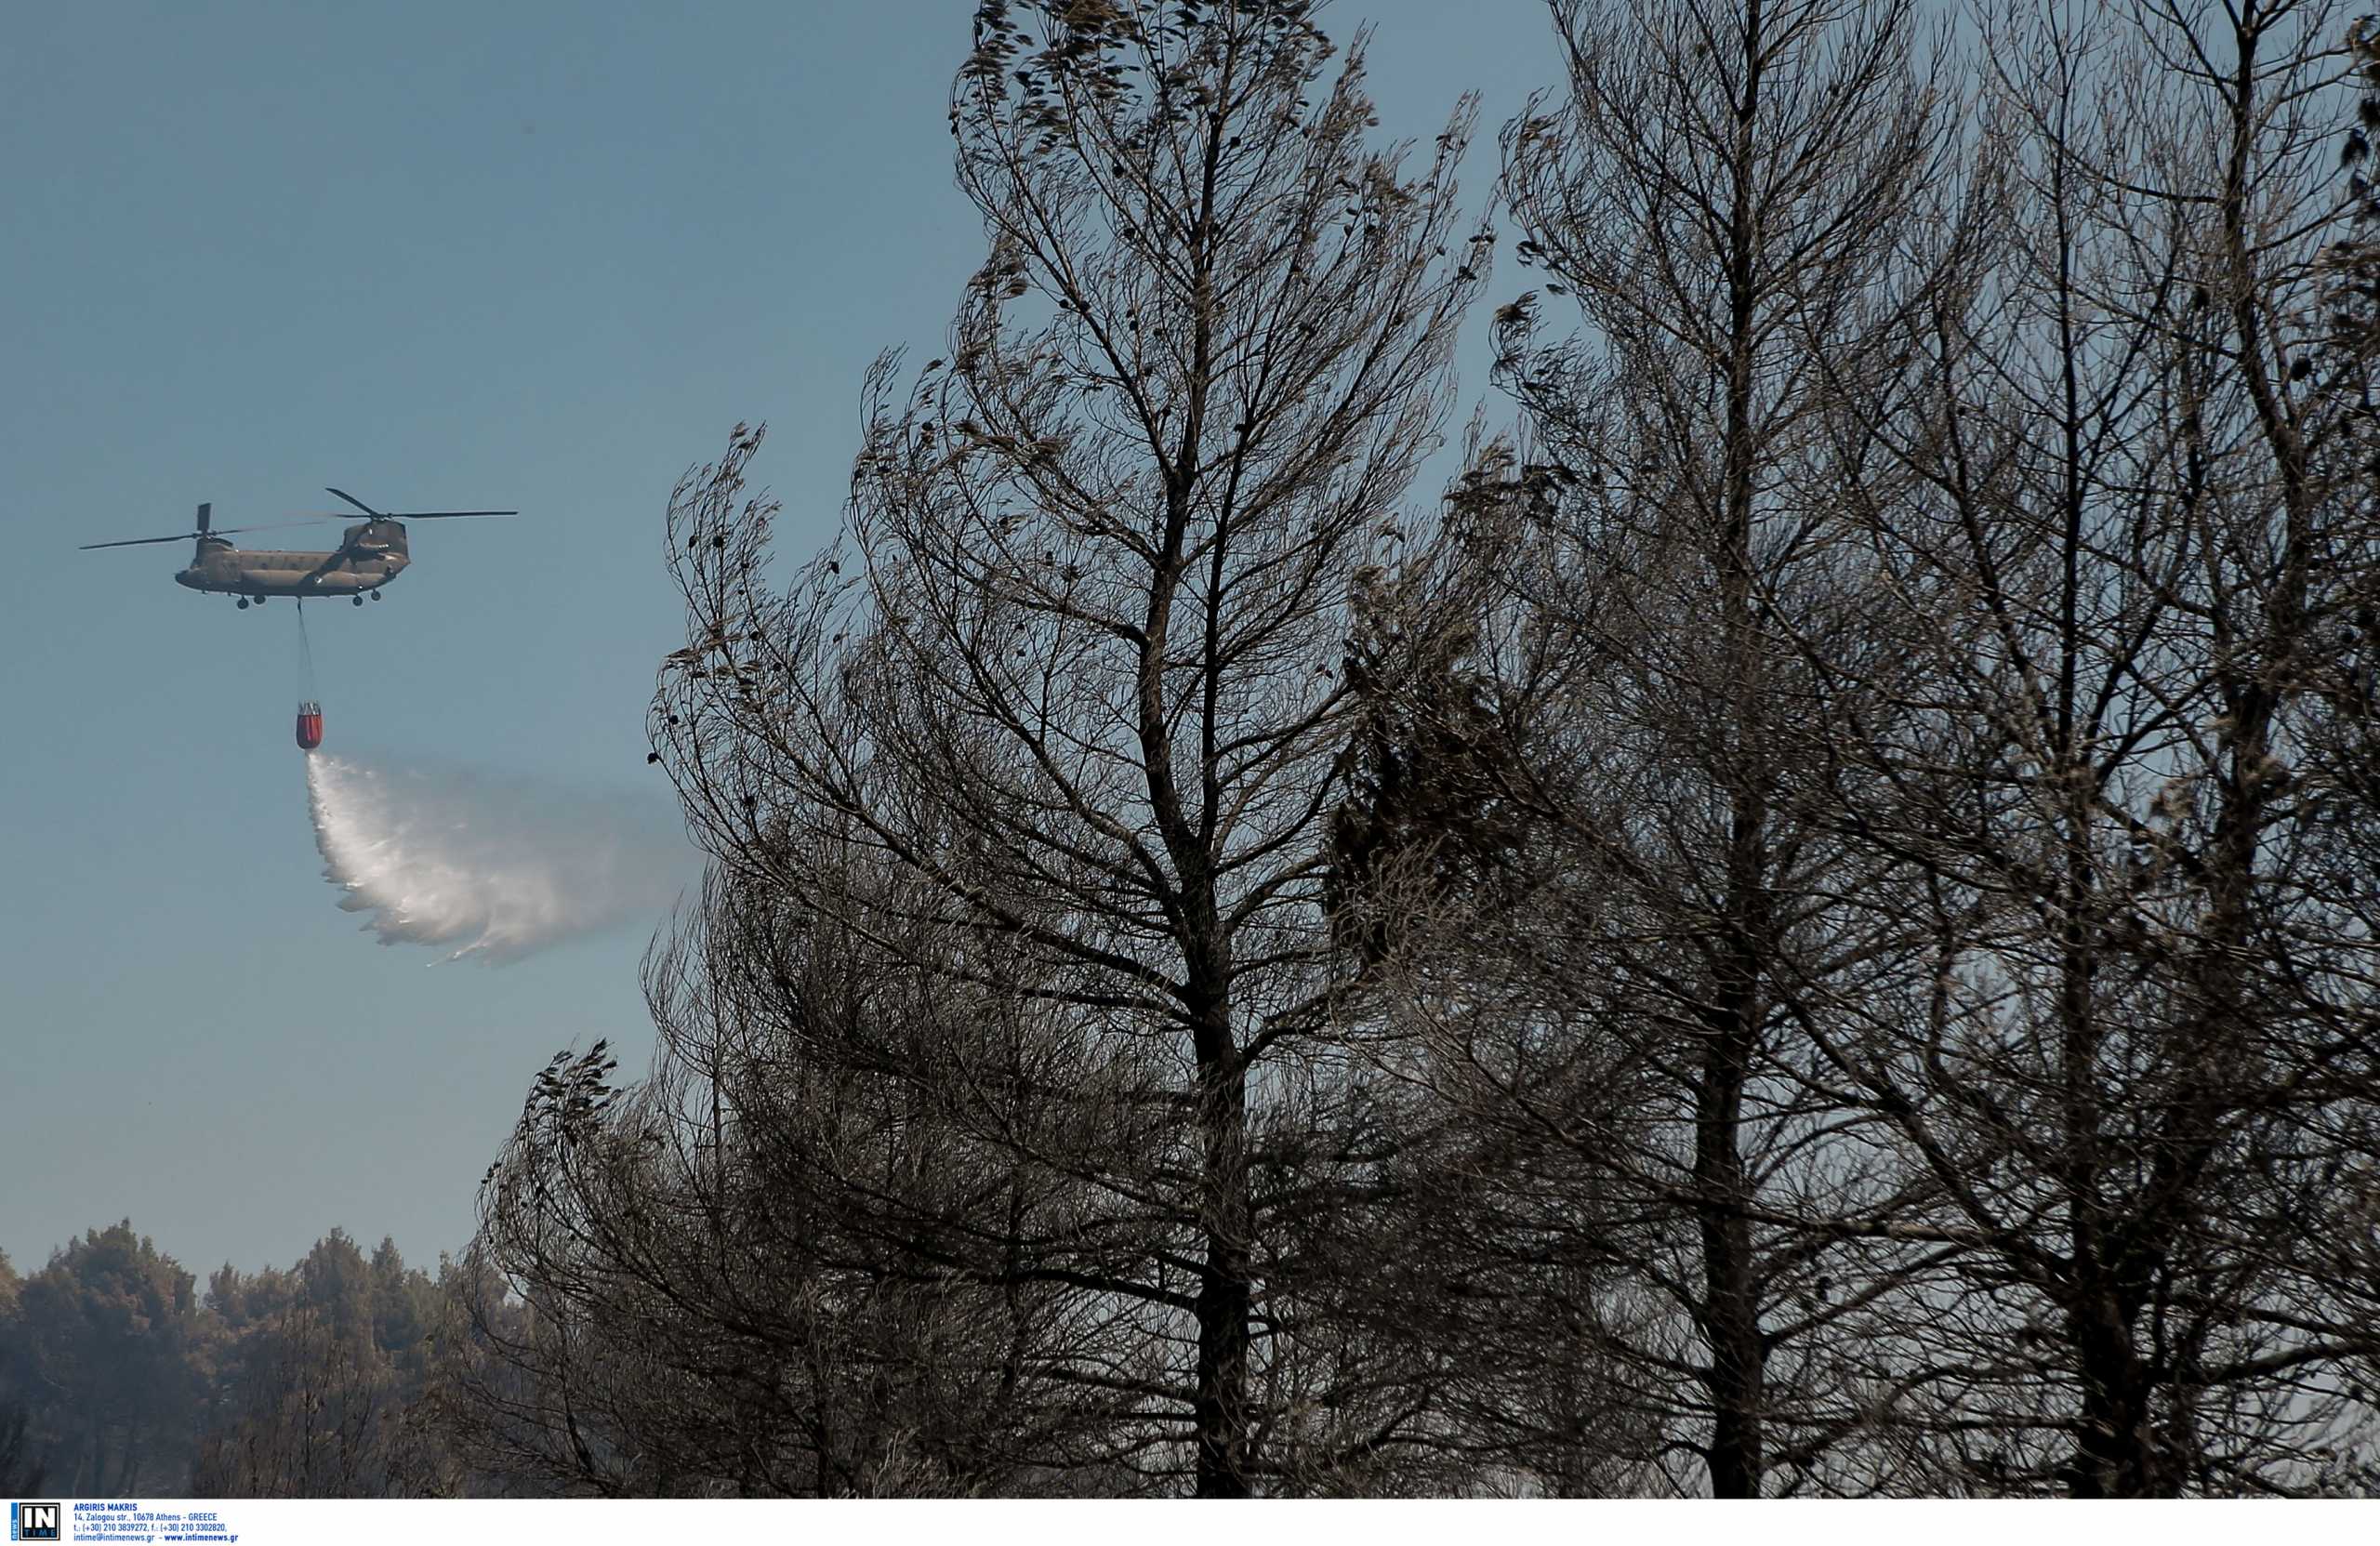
[0,1223,508,1498]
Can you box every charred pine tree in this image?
[456,875,1134,1497]
[1384,0,1967,1495]
[646,0,1483,1496]
[1809,0,2380,1495]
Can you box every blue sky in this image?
[0,2,1556,1279]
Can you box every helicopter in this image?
[80,488,517,608]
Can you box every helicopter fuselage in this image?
[175,522,411,599]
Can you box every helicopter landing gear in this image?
[370,589,382,601]
[352,594,364,607]
[237,598,250,610]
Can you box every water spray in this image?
[304,752,690,964]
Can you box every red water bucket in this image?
[296,701,324,751]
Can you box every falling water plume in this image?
[304,751,691,963]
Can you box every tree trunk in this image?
[1192,998,1252,1498]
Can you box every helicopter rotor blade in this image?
[210,518,347,536]
[80,532,202,550]
[326,487,515,522]
[78,517,340,551]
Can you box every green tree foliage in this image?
[0,1404,40,1496]
[0,1254,41,1498]
[191,1231,456,1497]
[0,1222,479,1500]
[1,1222,210,1495]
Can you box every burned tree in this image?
[1342,0,1972,1496]
[1797,0,2380,1495]
[643,0,1483,1497]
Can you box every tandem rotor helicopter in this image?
[80,488,517,608]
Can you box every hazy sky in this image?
[0,2,1556,1279]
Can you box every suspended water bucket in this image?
[296,700,324,751]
